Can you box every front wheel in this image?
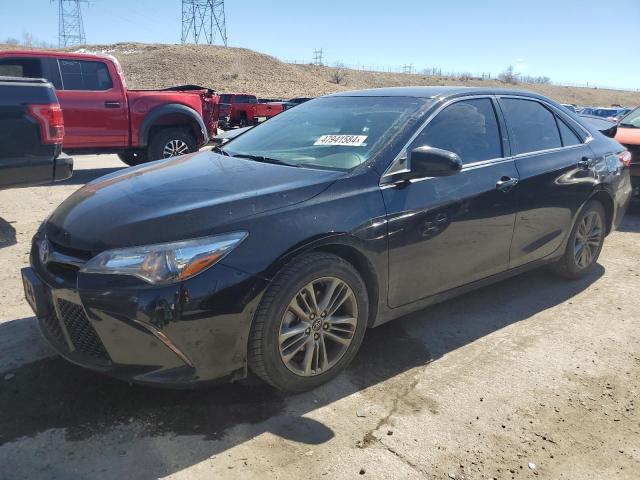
[248,253,368,393]
[552,200,606,279]
[147,128,197,161]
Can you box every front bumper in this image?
[22,242,268,387]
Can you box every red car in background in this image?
[217,93,284,129]
[0,50,219,165]
[616,106,640,196]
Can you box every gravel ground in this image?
[0,155,639,479]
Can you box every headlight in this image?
[80,232,247,285]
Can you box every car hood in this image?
[45,151,343,254]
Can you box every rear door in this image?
[55,57,128,148]
[383,96,519,308]
[498,96,596,267]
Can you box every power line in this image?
[55,0,88,47]
[181,0,227,46]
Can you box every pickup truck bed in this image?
[0,76,72,189]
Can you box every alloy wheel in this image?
[574,211,603,269]
[162,139,190,158]
[278,276,358,376]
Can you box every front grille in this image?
[57,299,110,362]
[42,315,66,347]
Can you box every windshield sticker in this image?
[314,135,368,146]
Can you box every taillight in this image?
[28,103,64,144]
[620,150,632,168]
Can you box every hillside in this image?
[3,42,639,106]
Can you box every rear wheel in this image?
[552,200,606,279]
[238,114,248,128]
[147,127,197,162]
[248,253,368,393]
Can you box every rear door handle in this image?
[104,101,121,108]
[496,176,518,192]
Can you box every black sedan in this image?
[22,87,632,392]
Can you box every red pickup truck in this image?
[0,50,219,165]
[218,93,284,128]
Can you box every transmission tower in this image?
[313,49,324,65]
[56,0,88,47]
[181,0,228,46]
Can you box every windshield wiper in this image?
[231,153,300,167]
[211,145,230,156]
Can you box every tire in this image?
[552,200,606,279]
[248,253,369,393]
[147,127,197,161]
[117,151,147,167]
[238,114,248,128]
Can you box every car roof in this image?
[0,49,114,62]
[326,86,550,100]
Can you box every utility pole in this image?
[402,64,414,74]
[56,0,88,47]
[313,48,324,66]
[181,0,228,46]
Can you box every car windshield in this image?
[619,107,640,127]
[221,96,428,171]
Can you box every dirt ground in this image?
[1,155,639,480]
[3,42,640,107]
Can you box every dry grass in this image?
[2,42,639,106]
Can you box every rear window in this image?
[59,59,112,91]
[500,99,562,155]
[0,57,43,78]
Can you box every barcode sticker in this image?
[314,135,368,146]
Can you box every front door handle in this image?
[104,101,121,108]
[578,157,594,170]
[496,176,518,192]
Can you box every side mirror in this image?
[407,146,462,179]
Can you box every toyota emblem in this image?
[39,238,51,265]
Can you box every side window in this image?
[500,99,561,154]
[556,117,582,147]
[0,57,43,78]
[412,98,503,164]
[219,94,232,103]
[59,59,113,91]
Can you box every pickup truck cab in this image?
[218,93,283,128]
[0,50,219,165]
[0,76,72,188]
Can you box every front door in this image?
[382,97,519,308]
[55,58,128,149]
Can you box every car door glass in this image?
[59,60,112,91]
[556,117,582,147]
[501,98,561,154]
[411,98,502,164]
[0,58,43,78]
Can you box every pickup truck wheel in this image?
[238,114,248,128]
[148,128,197,161]
[117,151,147,167]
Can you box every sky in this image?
[1,0,638,90]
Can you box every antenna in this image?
[55,0,88,47]
[181,0,228,46]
